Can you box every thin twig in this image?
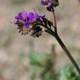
[55,33,80,74]
[45,29,80,74]
[52,8,57,33]
[46,8,80,74]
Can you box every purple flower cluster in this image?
[14,11,45,36]
[15,11,39,28]
[15,11,45,28]
[13,0,59,37]
[41,0,52,7]
[41,0,59,9]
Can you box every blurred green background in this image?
[0,0,80,80]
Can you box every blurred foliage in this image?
[30,53,48,67]
[42,72,55,80]
[29,51,56,80]
[59,66,80,80]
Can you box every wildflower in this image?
[41,0,52,7]
[15,11,38,28]
[41,0,59,11]
[14,11,45,37]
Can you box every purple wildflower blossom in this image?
[41,0,59,8]
[14,10,45,36]
[14,11,45,28]
[15,11,38,28]
[41,0,52,7]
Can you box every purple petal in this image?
[14,10,45,29]
[24,22,30,28]
[41,0,52,6]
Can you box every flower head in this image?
[15,11,39,28]
[14,10,45,37]
[41,0,59,11]
[41,0,52,7]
